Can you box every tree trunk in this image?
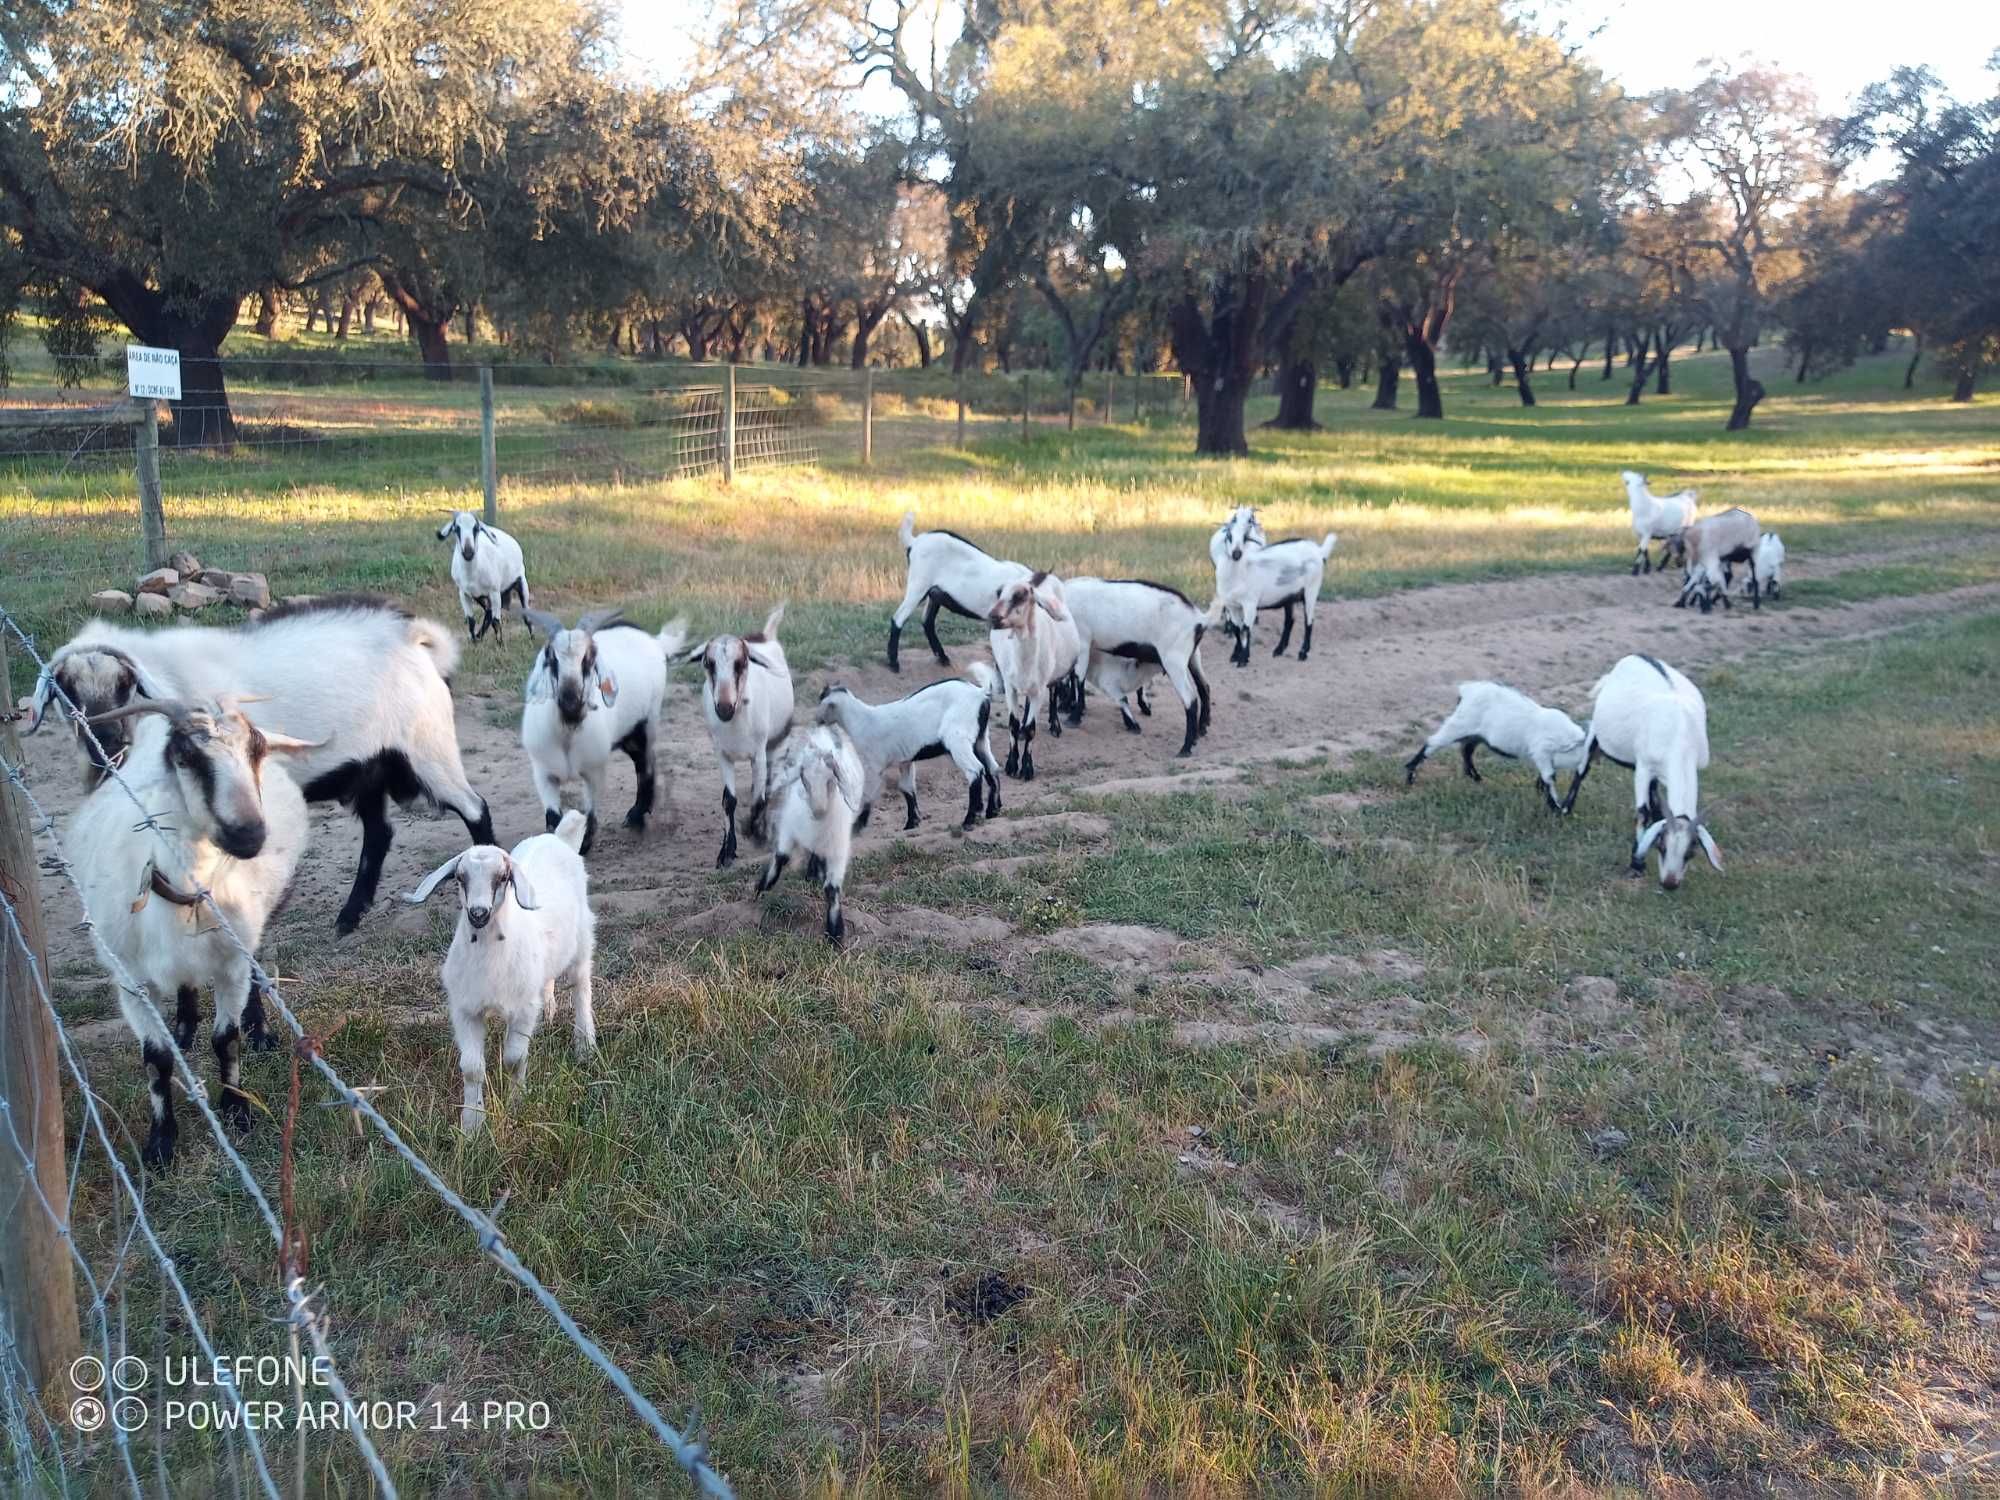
[1265,358,1321,429]
[1507,348,1535,407]
[1693,327,1705,353]
[1602,330,1616,380]
[1951,370,1977,402]
[1725,345,1765,430]
[334,293,354,340]
[684,321,711,362]
[93,284,244,446]
[1903,338,1923,389]
[1654,332,1672,395]
[409,315,451,379]
[1406,335,1443,419]
[902,312,932,369]
[362,298,376,335]
[1625,332,1654,406]
[1166,275,1278,457]
[254,286,281,338]
[1488,353,1505,386]
[1795,343,1812,383]
[1372,356,1401,410]
[851,303,889,369]
[1568,353,1584,389]
[1334,356,1354,389]
[464,307,477,344]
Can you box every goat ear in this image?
[436,523,454,542]
[745,648,777,672]
[1633,819,1667,860]
[829,752,863,813]
[679,639,711,665]
[401,854,463,904]
[507,861,540,912]
[596,672,618,708]
[261,729,326,754]
[1695,824,1723,873]
[19,672,54,733]
[1036,586,1069,622]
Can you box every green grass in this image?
[13,333,2000,1495]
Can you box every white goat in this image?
[1209,507,1338,663]
[987,572,1081,781]
[683,604,794,867]
[403,810,596,1134]
[521,608,688,856]
[888,511,1032,672]
[1676,507,1763,612]
[755,723,867,946]
[27,597,493,934]
[1083,651,1159,734]
[66,697,319,1168]
[816,665,1002,832]
[1621,471,1698,575]
[436,510,529,643]
[1740,532,1785,600]
[1403,681,1588,813]
[1561,653,1721,889]
[1060,578,1213,756]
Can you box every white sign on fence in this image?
[126,345,182,401]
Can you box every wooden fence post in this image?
[479,367,498,523]
[1105,372,1115,425]
[1132,374,1142,423]
[722,367,737,484]
[0,633,80,1402]
[1021,378,1029,439]
[955,372,966,450]
[135,403,165,572]
[860,368,874,466]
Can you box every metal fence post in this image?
[0,632,80,1400]
[722,367,737,483]
[479,367,498,523]
[955,371,966,449]
[135,402,166,571]
[860,368,873,466]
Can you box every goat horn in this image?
[87,696,194,731]
[520,608,565,638]
[576,608,626,634]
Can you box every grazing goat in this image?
[1676,507,1762,612]
[1743,532,1785,600]
[887,511,1031,671]
[1060,578,1213,756]
[521,608,688,856]
[27,597,493,934]
[437,510,529,642]
[816,666,1002,831]
[404,810,595,1134]
[1209,507,1338,663]
[756,723,867,946]
[1561,654,1721,889]
[1403,681,1588,813]
[987,572,1080,780]
[1621,471,1697,575]
[66,697,319,1167]
[684,604,794,867]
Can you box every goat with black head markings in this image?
[1208,506,1338,664]
[987,572,1080,781]
[403,810,595,1134]
[436,510,530,642]
[683,603,794,867]
[65,696,320,1168]
[521,608,688,857]
[755,723,867,946]
[817,665,1002,832]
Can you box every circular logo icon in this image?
[70,1396,105,1433]
[69,1355,105,1392]
[111,1397,150,1433]
[111,1356,149,1392]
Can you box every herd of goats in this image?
[14,469,1784,1164]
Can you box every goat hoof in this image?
[246,1026,281,1054]
[624,809,646,831]
[1021,762,1035,782]
[1296,650,1309,662]
[904,814,920,831]
[140,1130,177,1171]
[716,847,736,869]
[545,809,561,832]
[218,1090,252,1135]
[333,909,363,938]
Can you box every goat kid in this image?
[755,723,867,946]
[437,510,530,642]
[1621,470,1697,575]
[1676,508,1763,613]
[685,604,794,867]
[987,572,1080,780]
[1209,507,1338,663]
[887,511,1032,671]
[816,667,1002,832]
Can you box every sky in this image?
[618,0,1998,115]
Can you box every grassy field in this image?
[10,339,2000,1495]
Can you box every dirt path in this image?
[20,538,1998,1000]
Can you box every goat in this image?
[1403,681,1588,813]
[1561,653,1721,889]
[520,608,689,856]
[26,597,493,935]
[437,510,529,642]
[1676,507,1763,612]
[684,604,794,867]
[1743,532,1785,600]
[403,810,595,1134]
[1059,578,1213,756]
[816,665,1002,831]
[887,511,1032,672]
[755,723,867,946]
[987,572,1080,780]
[1621,471,1697,575]
[1209,508,1338,663]
[1083,651,1158,733]
[66,697,319,1167]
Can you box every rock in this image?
[1588,1127,1631,1157]
[135,567,178,595]
[88,589,133,613]
[247,608,266,622]
[168,550,203,578]
[227,572,271,609]
[199,568,235,588]
[168,581,223,610]
[1565,976,1619,1008]
[133,592,173,619]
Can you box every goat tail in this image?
[964,660,999,698]
[760,601,786,639]
[405,615,463,681]
[1318,531,1339,559]
[552,808,589,853]
[1201,594,1228,629]
[655,615,691,658]
[897,511,917,552]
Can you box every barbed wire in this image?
[1,606,734,1497]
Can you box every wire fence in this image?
[0,607,734,1497]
